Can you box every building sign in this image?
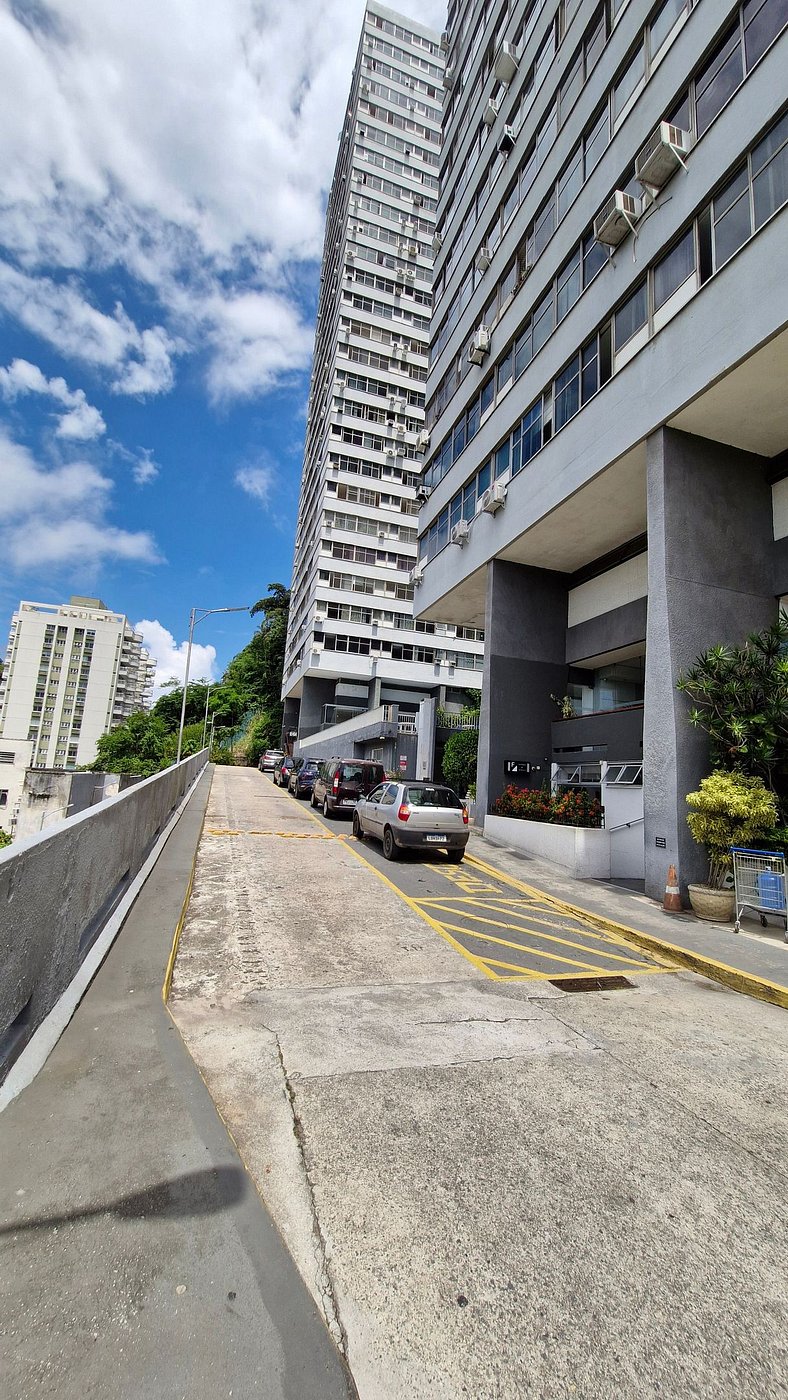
[399,755,408,772]
[504,760,533,776]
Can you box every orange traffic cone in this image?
[663,864,682,913]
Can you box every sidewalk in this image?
[470,830,788,1007]
[0,767,355,1400]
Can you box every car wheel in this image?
[323,797,332,819]
[447,848,464,863]
[383,826,399,861]
[352,812,364,840]
[310,792,317,808]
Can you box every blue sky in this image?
[0,0,446,689]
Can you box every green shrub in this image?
[441,728,478,796]
[685,770,779,887]
[0,828,11,849]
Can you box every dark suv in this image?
[311,759,387,818]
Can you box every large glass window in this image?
[743,0,788,68]
[584,105,609,175]
[653,228,696,309]
[557,145,583,220]
[583,231,607,285]
[532,290,554,354]
[649,0,687,58]
[752,110,788,228]
[695,24,743,136]
[581,337,599,402]
[712,167,751,267]
[557,249,581,322]
[494,440,510,478]
[521,400,543,466]
[531,191,556,261]
[555,354,581,430]
[497,347,513,390]
[514,322,532,378]
[613,44,645,121]
[614,282,647,348]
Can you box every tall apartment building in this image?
[0,597,155,769]
[416,0,788,896]
[282,1,484,759]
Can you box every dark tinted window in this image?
[340,764,366,783]
[406,786,463,808]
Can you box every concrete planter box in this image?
[484,814,611,878]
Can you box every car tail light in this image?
[398,803,410,822]
[462,807,469,825]
[333,772,340,792]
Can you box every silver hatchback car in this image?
[353,780,469,861]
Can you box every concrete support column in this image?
[643,428,775,899]
[477,561,568,820]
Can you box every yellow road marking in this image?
[204,827,336,839]
[434,919,634,973]
[415,901,657,968]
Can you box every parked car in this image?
[353,780,469,861]
[273,756,295,787]
[259,749,285,773]
[311,758,387,818]
[289,759,320,798]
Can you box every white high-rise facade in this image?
[0,597,155,769]
[282,1,484,748]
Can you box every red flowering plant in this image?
[492,784,603,828]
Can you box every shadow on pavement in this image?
[1,1164,245,1235]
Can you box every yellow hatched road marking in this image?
[413,900,655,967]
[434,919,632,973]
[417,893,648,947]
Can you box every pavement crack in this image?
[273,1034,349,1358]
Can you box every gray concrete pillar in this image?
[477,560,568,820]
[643,428,775,899]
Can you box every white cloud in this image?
[235,462,276,507]
[0,426,161,571]
[0,0,447,401]
[135,618,217,698]
[108,439,160,485]
[0,356,106,439]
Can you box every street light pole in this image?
[175,605,250,765]
[201,684,212,750]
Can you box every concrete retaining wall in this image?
[0,750,208,1083]
[484,814,611,879]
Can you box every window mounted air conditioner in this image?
[483,99,499,128]
[415,486,431,505]
[443,67,455,89]
[440,30,449,52]
[593,190,641,247]
[418,428,430,448]
[475,245,492,274]
[480,481,507,513]
[635,122,690,194]
[410,564,424,586]
[402,219,416,236]
[494,41,519,84]
[431,230,443,256]
[498,124,516,156]
[450,519,470,545]
[468,325,491,365]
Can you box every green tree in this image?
[677,612,788,801]
[92,712,171,776]
[686,771,779,887]
[441,728,478,797]
[152,679,212,731]
[0,828,11,849]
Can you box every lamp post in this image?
[176,606,250,765]
[201,685,213,750]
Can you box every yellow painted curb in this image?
[466,850,788,1011]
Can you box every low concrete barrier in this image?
[0,750,208,1084]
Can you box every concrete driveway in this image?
[171,768,788,1400]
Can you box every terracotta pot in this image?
[687,884,735,923]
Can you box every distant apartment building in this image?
[282,1,484,765]
[0,597,155,770]
[415,0,788,894]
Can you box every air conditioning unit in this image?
[396,268,406,283]
[450,519,470,546]
[443,67,454,89]
[395,440,406,453]
[475,245,492,274]
[410,564,424,586]
[635,122,691,193]
[396,424,406,435]
[498,124,516,156]
[431,230,443,255]
[405,269,415,282]
[415,486,431,505]
[412,192,424,207]
[312,641,324,653]
[593,190,641,247]
[480,481,507,514]
[346,249,355,262]
[418,428,430,448]
[402,219,416,236]
[494,41,519,84]
[385,447,396,457]
[360,82,370,96]
[468,325,491,365]
[378,529,387,538]
[483,99,499,128]
[440,30,449,52]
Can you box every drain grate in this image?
[551,976,634,993]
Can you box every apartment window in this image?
[557,146,583,220]
[614,281,647,348]
[558,51,583,125]
[555,354,581,430]
[650,0,687,58]
[532,290,554,355]
[743,0,788,66]
[712,167,751,267]
[613,43,645,122]
[480,376,495,414]
[0,791,7,808]
[497,347,513,390]
[557,248,581,321]
[653,227,696,309]
[752,110,788,228]
[581,336,600,401]
[583,231,607,285]
[494,440,510,479]
[520,401,543,469]
[514,322,532,377]
[695,24,743,136]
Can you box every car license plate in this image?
[426,834,447,843]
[342,798,357,806]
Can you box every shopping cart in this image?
[731,847,788,937]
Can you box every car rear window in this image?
[406,786,463,808]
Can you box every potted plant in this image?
[685,771,778,921]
